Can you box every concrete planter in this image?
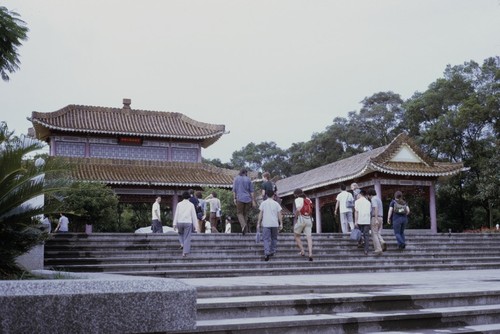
[0,271,197,334]
[15,244,44,271]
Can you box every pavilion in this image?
[276,133,466,233]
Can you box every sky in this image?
[1,0,499,162]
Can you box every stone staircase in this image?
[44,232,500,277]
[189,287,500,333]
[44,231,500,333]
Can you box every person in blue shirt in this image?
[232,169,256,235]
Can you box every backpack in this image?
[300,197,313,216]
[393,200,407,215]
[195,204,203,219]
[346,192,355,209]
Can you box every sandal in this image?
[299,251,305,256]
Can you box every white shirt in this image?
[58,215,69,232]
[336,191,354,213]
[152,201,161,221]
[205,197,221,213]
[42,217,51,233]
[355,196,371,225]
[294,197,304,213]
[173,199,198,227]
[258,198,282,228]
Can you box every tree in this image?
[0,6,29,81]
[202,157,234,170]
[287,141,311,175]
[404,57,500,230]
[60,182,119,232]
[319,92,405,158]
[323,115,364,159]
[353,91,405,149]
[287,132,344,175]
[230,141,290,177]
[0,122,69,278]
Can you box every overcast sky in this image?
[1,0,499,162]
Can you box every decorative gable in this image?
[389,144,429,165]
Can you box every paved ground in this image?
[179,269,500,296]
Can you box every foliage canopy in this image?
[0,6,29,81]
[0,122,69,278]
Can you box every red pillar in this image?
[429,182,437,233]
[314,197,321,233]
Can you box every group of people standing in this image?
[40,213,70,233]
[335,183,410,255]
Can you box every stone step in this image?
[195,284,395,298]
[45,238,500,251]
[45,232,500,243]
[373,323,500,334]
[45,248,500,263]
[45,241,500,252]
[96,262,500,279]
[176,304,500,333]
[195,289,500,320]
[45,251,500,268]
[45,255,500,268]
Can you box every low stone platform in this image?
[0,271,196,334]
[176,269,500,333]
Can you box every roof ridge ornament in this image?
[122,98,131,110]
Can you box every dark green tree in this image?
[0,122,69,278]
[353,91,405,149]
[323,114,364,159]
[404,57,500,230]
[0,6,29,81]
[60,182,119,232]
[202,157,234,169]
[287,141,312,175]
[288,132,344,174]
[230,141,290,177]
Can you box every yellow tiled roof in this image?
[29,103,226,148]
[65,158,238,188]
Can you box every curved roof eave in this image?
[85,179,234,188]
[369,162,466,177]
[30,119,225,141]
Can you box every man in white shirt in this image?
[151,196,163,233]
[42,214,51,233]
[335,184,354,233]
[205,192,221,233]
[54,213,69,233]
[354,189,371,255]
[173,191,199,257]
[257,190,283,261]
